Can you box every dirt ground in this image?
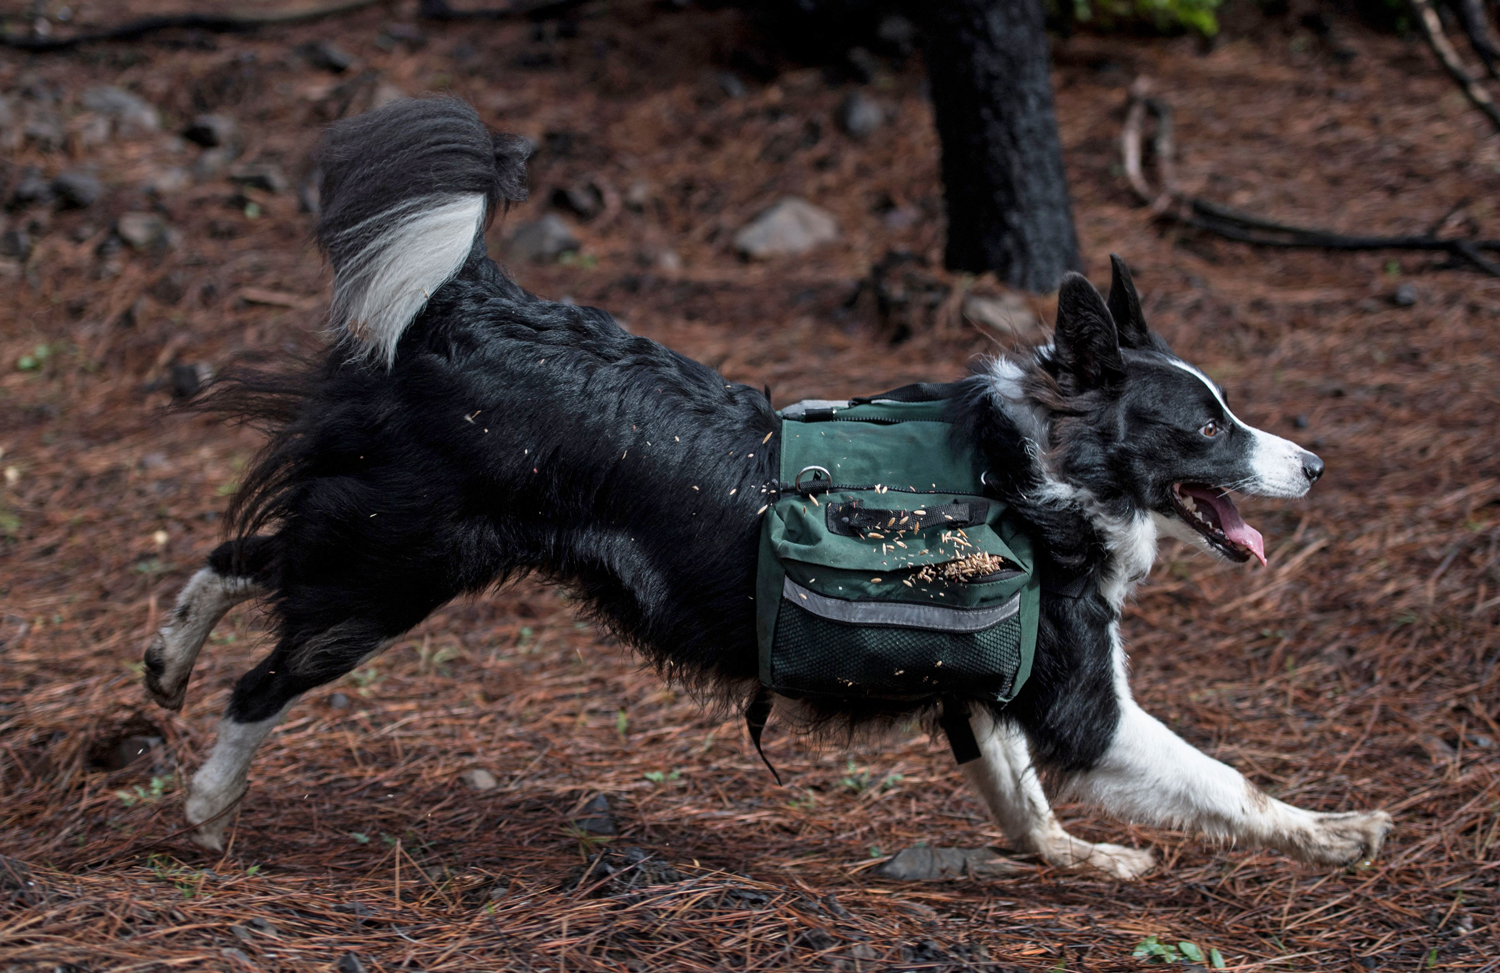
[2,1,1499,970]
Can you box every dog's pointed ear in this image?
[1054,272,1124,389]
[1105,254,1161,351]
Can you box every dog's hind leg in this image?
[1065,700,1393,867]
[185,619,395,851]
[144,537,275,711]
[963,710,1156,879]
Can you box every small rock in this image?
[1392,283,1417,307]
[371,81,408,110]
[654,248,682,273]
[877,14,916,54]
[459,768,498,793]
[848,943,878,962]
[333,901,376,917]
[961,293,1040,337]
[335,954,366,973]
[10,167,54,207]
[247,916,278,934]
[873,845,1023,882]
[75,113,113,149]
[327,691,351,710]
[299,40,355,73]
[550,182,604,220]
[148,272,186,305]
[0,227,31,260]
[194,147,238,181]
[230,924,254,943]
[229,163,289,194]
[298,171,321,214]
[52,170,102,209]
[116,212,171,250]
[733,197,839,260]
[836,91,885,139]
[170,363,209,400]
[574,793,617,835]
[143,167,190,195]
[624,180,652,212]
[79,86,160,136]
[221,947,254,967]
[882,204,920,230]
[23,109,65,151]
[717,72,748,99]
[1293,414,1310,429]
[183,114,240,148]
[845,47,881,84]
[505,213,580,263]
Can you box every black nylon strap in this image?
[826,499,990,537]
[848,381,963,405]
[745,688,782,785]
[938,698,981,765]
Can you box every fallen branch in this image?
[1452,0,1500,79]
[1410,0,1500,133]
[1121,78,1500,277]
[0,0,579,51]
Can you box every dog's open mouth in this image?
[1170,484,1266,566]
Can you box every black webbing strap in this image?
[744,687,782,785]
[848,381,963,405]
[938,697,981,765]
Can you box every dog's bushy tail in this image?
[316,97,530,365]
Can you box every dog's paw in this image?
[1292,810,1394,867]
[1076,842,1157,880]
[1039,836,1156,880]
[141,634,186,711]
[184,792,236,853]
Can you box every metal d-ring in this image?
[794,465,832,495]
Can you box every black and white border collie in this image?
[144,98,1392,876]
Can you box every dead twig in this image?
[0,0,579,51]
[1121,78,1500,276]
[1410,0,1500,133]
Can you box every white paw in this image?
[1076,842,1157,880]
[1292,810,1394,867]
[1038,834,1157,880]
[184,791,238,853]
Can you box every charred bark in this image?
[914,0,1080,293]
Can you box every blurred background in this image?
[1,1,1498,970]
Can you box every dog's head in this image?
[1036,256,1322,566]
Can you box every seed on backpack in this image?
[870,577,882,583]
[763,431,773,443]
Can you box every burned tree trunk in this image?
[915,0,1080,292]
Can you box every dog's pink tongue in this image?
[1181,486,1266,566]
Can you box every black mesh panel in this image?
[770,599,1022,701]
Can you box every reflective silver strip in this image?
[779,398,850,418]
[782,577,1020,632]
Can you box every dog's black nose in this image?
[1302,451,1324,483]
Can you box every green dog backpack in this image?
[748,384,1041,771]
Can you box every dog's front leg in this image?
[1067,700,1393,866]
[963,710,1156,879]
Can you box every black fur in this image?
[315,97,529,271]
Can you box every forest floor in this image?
[2,1,1499,970]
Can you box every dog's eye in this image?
[1200,420,1223,438]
